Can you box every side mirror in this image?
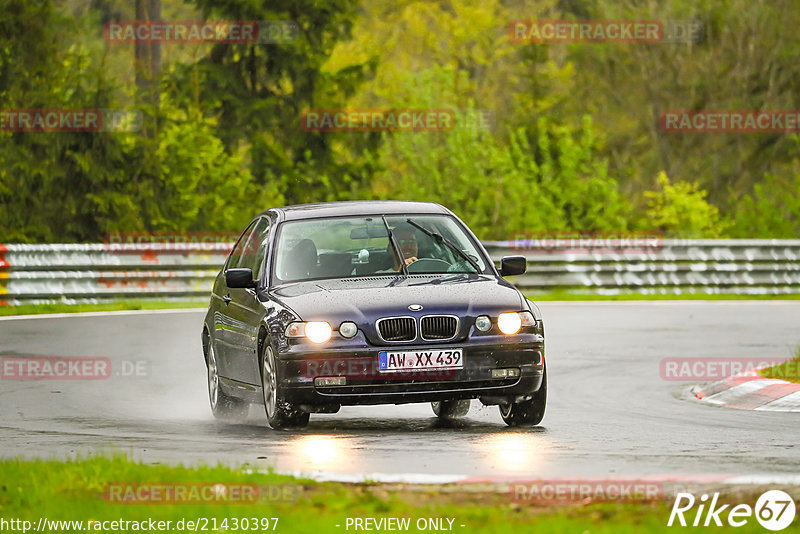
[226,268,256,289]
[500,256,526,276]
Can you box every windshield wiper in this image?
[383,215,408,276]
[406,219,481,273]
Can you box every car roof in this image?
[261,200,451,222]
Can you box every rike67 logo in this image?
[668,490,796,530]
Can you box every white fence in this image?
[484,239,800,296]
[0,243,227,305]
[1,240,799,305]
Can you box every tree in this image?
[135,0,162,135]
[643,171,728,237]
[172,0,371,205]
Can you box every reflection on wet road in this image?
[1,303,799,479]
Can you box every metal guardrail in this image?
[0,244,227,305]
[1,240,799,305]
[484,239,800,296]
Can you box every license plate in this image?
[378,349,463,372]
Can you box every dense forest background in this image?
[2,0,799,242]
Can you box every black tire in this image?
[207,342,249,421]
[261,344,309,429]
[499,368,547,426]
[431,399,471,419]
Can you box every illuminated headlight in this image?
[475,315,491,332]
[339,321,358,339]
[304,322,332,343]
[285,321,332,343]
[497,311,536,335]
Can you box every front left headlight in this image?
[339,321,358,338]
[475,315,492,332]
[497,311,536,335]
[285,321,333,343]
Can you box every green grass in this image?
[0,299,207,317]
[760,350,800,383]
[526,290,800,301]
[0,457,774,533]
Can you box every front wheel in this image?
[432,400,471,419]
[499,368,547,426]
[207,343,249,421]
[261,345,309,429]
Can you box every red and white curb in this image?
[692,372,800,412]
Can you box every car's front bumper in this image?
[273,334,545,407]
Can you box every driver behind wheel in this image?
[388,222,419,271]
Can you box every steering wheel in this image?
[407,258,451,273]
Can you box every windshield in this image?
[272,214,488,283]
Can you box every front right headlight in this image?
[475,315,492,332]
[497,311,536,335]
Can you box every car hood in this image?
[269,274,525,325]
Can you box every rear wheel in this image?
[207,343,248,420]
[499,368,547,426]
[261,345,309,429]
[431,399,471,419]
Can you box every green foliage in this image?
[372,116,632,240]
[0,1,127,242]
[149,97,283,231]
[170,0,370,205]
[3,0,800,242]
[729,172,800,237]
[367,67,629,239]
[759,348,800,383]
[0,0,290,242]
[643,172,728,238]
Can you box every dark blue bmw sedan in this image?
[202,201,546,428]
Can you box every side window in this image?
[237,217,271,276]
[226,220,259,270]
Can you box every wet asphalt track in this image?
[1,302,798,481]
